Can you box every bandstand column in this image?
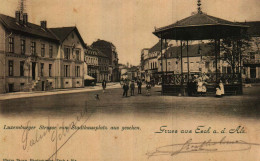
[160,37,163,95]
[187,40,190,82]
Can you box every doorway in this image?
[32,62,36,80]
[42,81,45,91]
[8,84,14,92]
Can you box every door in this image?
[32,62,36,80]
[8,84,14,92]
[42,81,45,91]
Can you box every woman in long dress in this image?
[219,80,225,96]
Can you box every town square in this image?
[0,0,260,161]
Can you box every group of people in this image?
[187,73,225,97]
[122,80,152,97]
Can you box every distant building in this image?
[92,39,120,82]
[84,46,110,82]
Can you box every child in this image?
[216,85,222,98]
[146,83,151,96]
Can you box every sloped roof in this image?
[153,12,248,40]
[0,13,58,42]
[50,27,75,42]
[158,43,215,59]
[149,40,167,53]
[157,13,245,31]
[240,21,260,37]
[50,26,87,48]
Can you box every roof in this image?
[149,40,167,53]
[153,12,249,40]
[157,13,246,31]
[0,13,58,42]
[92,39,115,48]
[50,26,87,48]
[50,27,75,42]
[239,21,260,37]
[85,46,108,58]
[158,43,215,59]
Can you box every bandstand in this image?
[153,0,249,96]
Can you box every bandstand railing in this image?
[162,73,242,96]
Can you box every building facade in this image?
[0,11,86,93]
[91,39,120,82]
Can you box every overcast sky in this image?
[0,0,259,65]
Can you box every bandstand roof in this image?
[153,12,249,40]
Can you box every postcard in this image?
[0,0,259,161]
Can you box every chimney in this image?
[15,11,20,23]
[40,21,47,29]
[23,13,28,25]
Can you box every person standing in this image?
[130,81,135,96]
[123,83,129,97]
[137,79,142,94]
[146,82,151,96]
[219,80,225,96]
[102,79,106,93]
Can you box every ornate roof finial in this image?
[197,0,202,14]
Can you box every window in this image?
[31,42,36,55]
[49,45,53,58]
[76,50,80,60]
[205,62,210,69]
[64,48,70,60]
[9,37,14,53]
[49,64,52,77]
[40,63,44,76]
[64,65,70,77]
[227,67,232,74]
[41,44,45,57]
[222,66,227,74]
[8,60,14,76]
[75,66,80,77]
[21,39,26,55]
[20,61,24,76]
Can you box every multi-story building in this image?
[96,49,110,82]
[84,46,99,79]
[0,11,86,93]
[50,27,86,89]
[158,43,215,74]
[91,39,120,82]
[240,21,260,82]
[84,46,110,82]
[142,40,166,82]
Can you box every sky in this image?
[0,0,259,65]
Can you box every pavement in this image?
[0,82,121,100]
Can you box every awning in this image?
[84,74,95,80]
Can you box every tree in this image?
[219,34,252,74]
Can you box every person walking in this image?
[137,79,142,94]
[130,80,135,96]
[102,79,106,93]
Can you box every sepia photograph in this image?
[0,0,259,160]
